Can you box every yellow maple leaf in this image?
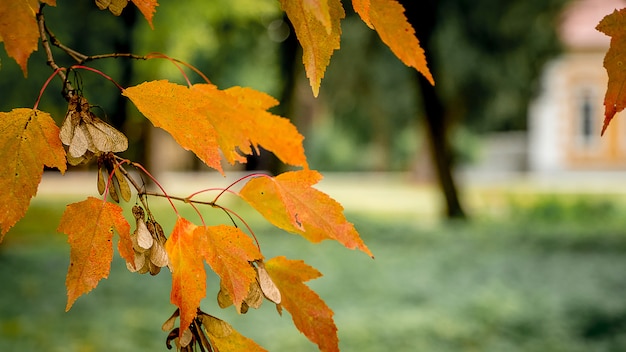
[353,0,434,85]
[131,0,158,29]
[0,0,55,76]
[195,225,262,314]
[280,0,344,97]
[239,170,373,257]
[0,108,66,240]
[57,197,130,311]
[265,256,338,352]
[165,217,206,337]
[123,80,307,174]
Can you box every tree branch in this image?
[37,4,73,97]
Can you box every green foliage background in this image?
[0,0,569,171]
[2,190,626,351]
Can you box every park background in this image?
[3,0,626,351]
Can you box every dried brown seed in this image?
[113,167,131,202]
[199,313,233,338]
[97,161,106,195]
[245,279,264,309]
[255,261,281,304]
[150,240,168,267]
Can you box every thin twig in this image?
[37,4,73,96]
[143,191,218,207]
[45,24,88,62]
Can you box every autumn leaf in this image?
[57,197,130,311]
[280,0,344,97]
[123,80,308,174]
[239,170,373,257]
[95,0,157,27]
[352,0,434,85]
[265,256,337,352]
[0,108,66,240]
[199,312,268,352]
[303,0,332,33]
[165,217,205,337]
[597,8,626,135]
[195,225,262,313]
[131,0,158,29]
[0,0,55,76]
[95,0,128,16]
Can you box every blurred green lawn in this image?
[2,175,626,351]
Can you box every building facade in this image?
[528,0,626,172]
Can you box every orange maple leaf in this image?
[239,170,373,257]
[279,0,344,97]
[57,197,130,311]
[199,312,268,352]
[265,256,338,352]
[597,8,626,135]
[165,217,206,337]
[353,0,434,85]
[195,225,262,313]
[131,0,158,29]
[0,108,66,240]
[0,0,55,76]
[123,80,308,174]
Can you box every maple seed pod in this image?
[217,284,233,309]
[60,95,128,165]
[245,279,264,309]
[113,167,131,202]
[147,219,171,269]
[162,309,180,332]
[255,261,281,304]
[95,0,129,16]
[97,159,106,195]
[199,313,233,338]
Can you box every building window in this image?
[576,89,600,150]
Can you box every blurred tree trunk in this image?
[112,7,149,166]
[402,0,467,219]
[246,15,298,174]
